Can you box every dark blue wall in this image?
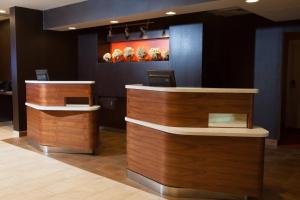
[254,25,300,139]
[78,33,98,81]
[170,24,203,87]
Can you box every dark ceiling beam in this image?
[43,0,213,30]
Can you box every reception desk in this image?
[25,81,100,154]
[126,85,269,199]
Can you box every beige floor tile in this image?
[0,121,18,140]
[0,126,165,200]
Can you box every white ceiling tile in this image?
[0,0,86,12]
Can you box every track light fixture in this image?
[245,0,259,3]
[162,29,167,37]
[145,21,150,29]
[140,26,146,38]
[106,21,154,40]
[125,25,129,39]
[108,26,112,40]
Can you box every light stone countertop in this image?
[25,102,100,111]
[125,117,269,138]
[125,84,258,93]
[25,80,95,84]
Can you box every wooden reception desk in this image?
[25,81,100,154]
[126,85,269,200]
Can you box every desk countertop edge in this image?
[125,117,269,138]
[25,102,100,111]
[125,85,258,94]
[25,80,95,84]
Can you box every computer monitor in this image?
[35,69,49,81]
[147,70,176,87]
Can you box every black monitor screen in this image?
[147,70,176,87]
[36,69,49,81]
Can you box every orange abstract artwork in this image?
[110,38,169,62]
[111,38,169,53]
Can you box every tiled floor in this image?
[0,121,18,140]
[0,123,164,200]
[1,123,300,200]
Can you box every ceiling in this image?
[240,0,300,22]
[0,0,86,12]
[1,0,300,29]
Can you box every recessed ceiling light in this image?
[245,0,259,3]
[68,27,76,30]
[166,11,176,15]
[110,20,119,24]
[0,10,6,14]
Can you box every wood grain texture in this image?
[127,122,265,199]
[127,89,254,128]
[27,107,99,152]
[26,83,94,106]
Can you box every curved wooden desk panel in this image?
[26,83,93,106]
[26,81,99,154]
[27,107,98,152]
[127,89,254,128]
[127,122,264,198]
[126,85,266,199]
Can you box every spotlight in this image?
[245,0,259,3]
[140,26,146,38]
[166,11,176,15]
[0,10,6,14]
[110,20,119,24]
[125,25,129,39]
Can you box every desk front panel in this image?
[127,89,254,128]
[26,83,93,106]
[127,122,264,198]
[27,107,99,152]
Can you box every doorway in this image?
[280,33,300,145]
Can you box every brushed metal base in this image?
[127,170,247,200]
[28,140,95,154]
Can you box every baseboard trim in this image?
[265,138,278,148]
[13,130,27,137]
[127,170,245,199]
